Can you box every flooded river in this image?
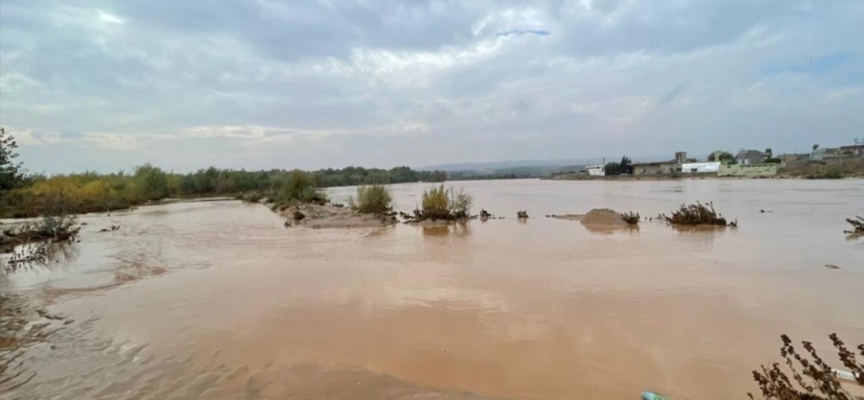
[2,179,863,399]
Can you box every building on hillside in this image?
[586,165,606,176]
[810,147,839,161]
[632,160,681,176]
[632,151,692,176]
[719,163,778,177]
[839,144,864,157]
[736,149,768,165]
[681,161,721,174]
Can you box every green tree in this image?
[1,127,26,191]
[423,170,448,182]
[708,151,735,162]
[604,162,621,176]
[389,166,419,183]
[619,156,633,175]
[134,163,169,201]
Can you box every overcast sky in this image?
[1,0,863,173]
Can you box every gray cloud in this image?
[1,0,863,173]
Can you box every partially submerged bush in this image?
[664,201,735,227]
[350,185,393,215]
[749,333,863,399]
[34,214,78,238]
[621,211,640,225]
[517,210,528,219]
[449,188,472,217]
[844,216,863,236]
[413,185,473,221]
[421,185,450,219]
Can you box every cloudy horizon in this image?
[1,0,862,174]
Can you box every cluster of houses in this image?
[585,139,864,178]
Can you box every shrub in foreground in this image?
[749,333,863,399]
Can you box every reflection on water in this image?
[583,222,640,236]
[2,179,863,400]
[421,223,472,237]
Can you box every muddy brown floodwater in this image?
[1,179,863,400]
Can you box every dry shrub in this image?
[750,334,863,399]
[664,201,735,226]
[621,211,640,225]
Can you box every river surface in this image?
[2,179,863,400]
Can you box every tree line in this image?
[0,128,450,218]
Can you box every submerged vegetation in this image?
[844,216,863,236]
[749,334,863,400]
[402,185,473,222]
[621,211,640,225]
[664,202,736,227]
[1,217,75,254]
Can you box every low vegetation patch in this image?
[749,333,863,400]
[806,167,844,180]
[664,201,736,227]
[349,184,393,215]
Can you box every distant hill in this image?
[418,159,590,179]
[419,159,593,172]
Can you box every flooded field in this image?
[2,179,863,400]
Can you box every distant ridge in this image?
[419,159,592,172]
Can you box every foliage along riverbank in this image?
[1,128,456,218]
[0,165,455,218]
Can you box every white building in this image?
[681,161,720,174]
[587,165,606,176]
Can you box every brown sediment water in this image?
[1,179,863,399]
